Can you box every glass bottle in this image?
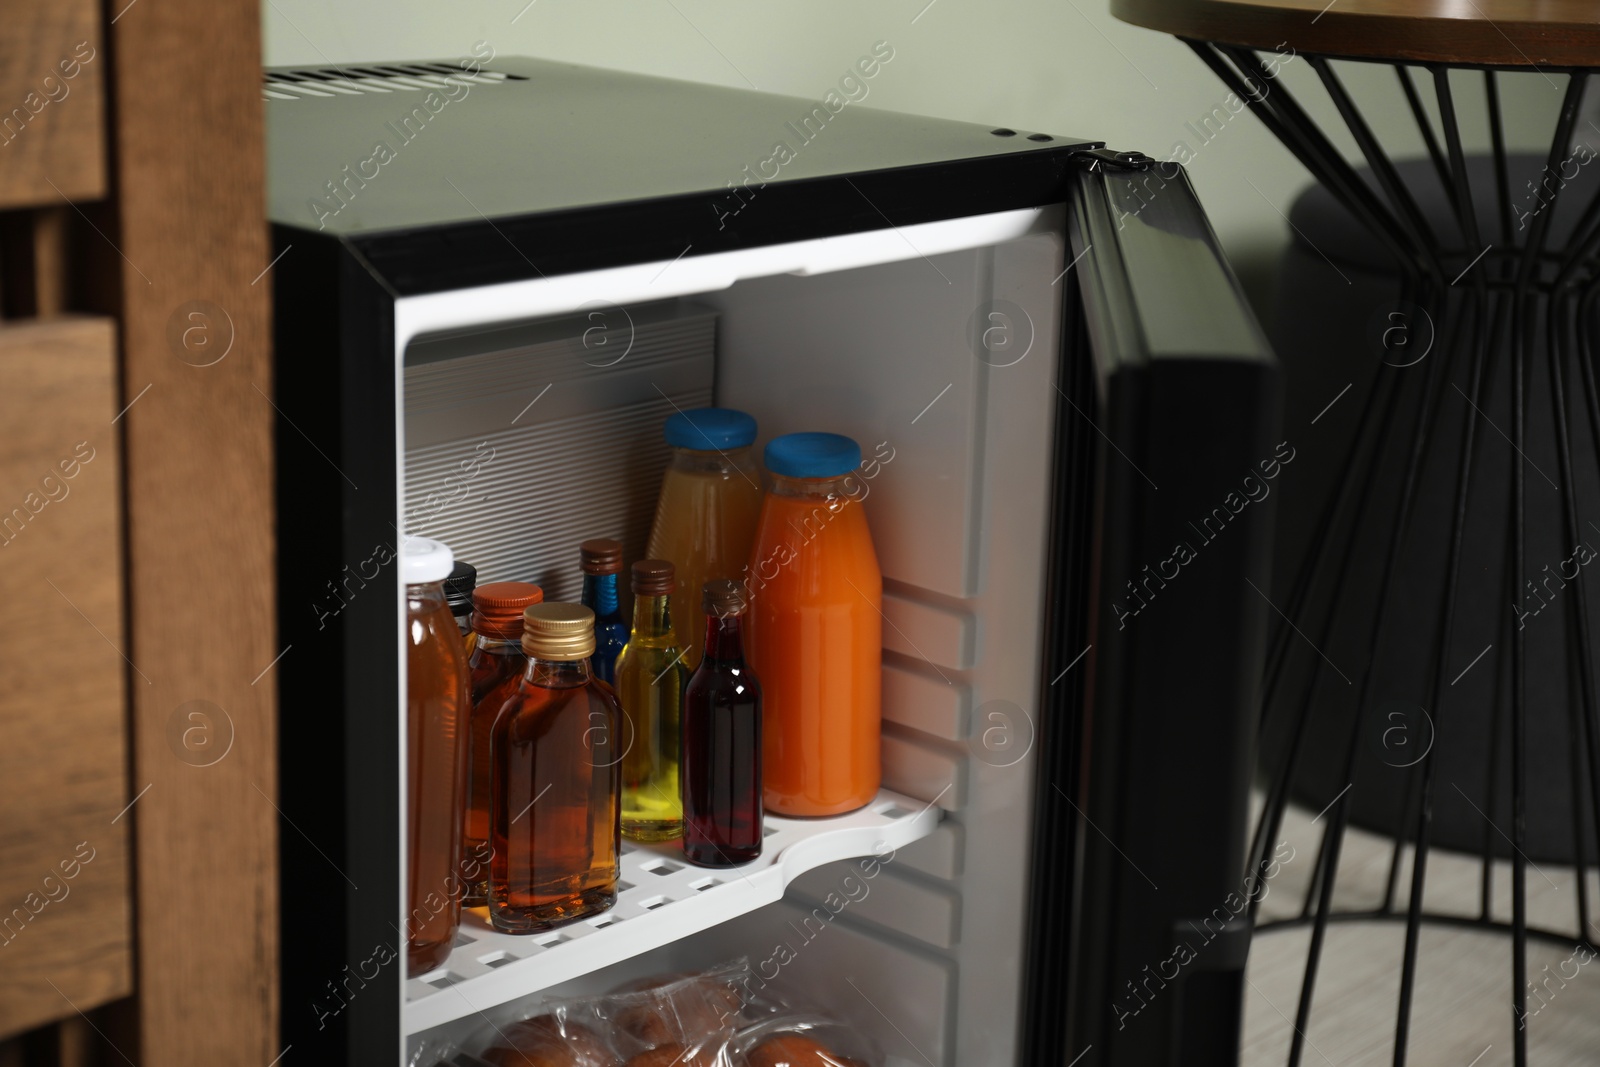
[614,560,688,841]
[490,603,622,933]
[444,560,477,652]
[682,579,763,867]
[646,408,763,672]
[403,537,471,975]
[462,580,544,907]
[580,539,629,685]
[745,433,882,817]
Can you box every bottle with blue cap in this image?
[745,431,883,817]
[646,406,763,671]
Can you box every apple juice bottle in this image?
[404,538,471,974]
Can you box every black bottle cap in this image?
[443,560,477,615]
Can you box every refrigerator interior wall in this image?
[398,210,1065,1067]
[403,302,718,602]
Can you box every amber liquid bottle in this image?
[682,580,763,867]
[404,538,471,976]
[490,603,622,933]
[615,560,688,841]
[462,581,543,907]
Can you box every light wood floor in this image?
[1244,798,1600,1066]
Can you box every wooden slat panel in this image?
[0,208,74,319]
[0,0,106,209]
[0,317,130,1040]
[104,0,279,1062]
[30,208,70,319]
[55,1017,92,1067]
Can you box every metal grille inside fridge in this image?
[402,302,717,600]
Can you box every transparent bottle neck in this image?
[631,594,676,639]
[406,581,447,612]
[524,655,593,688]
[670,444,755,476]
[702,610,747,662]
[475,633,522,653]
[767,471,859,500]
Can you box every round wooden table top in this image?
[1112,0,1600,68]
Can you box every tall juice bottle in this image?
[489,603,622,933]
[745,432,882,816]
[579,539,629,685]
[646,408,763,671]
[462,581,543,907]
[614,560,688,840]
[403,537,471,974]
[682,579,763,867]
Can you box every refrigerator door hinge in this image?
[1071,147,1158,172]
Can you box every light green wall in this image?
[263,0,1572,304]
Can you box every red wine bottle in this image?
[681,579,763,866]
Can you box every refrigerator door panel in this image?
[1051,162,1279,1067]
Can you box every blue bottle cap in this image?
[663,407,758,451]
[764,432,862,479]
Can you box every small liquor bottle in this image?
[403,538,471,975]
[579,539,629,685]
[444,560,477,651]
[462,581,543,907]
[614,560,688,841]
[490,603,622,933]
[682,579,763,867]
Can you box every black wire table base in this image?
[1255,910,1599,954]
[1185,43,1600,1067]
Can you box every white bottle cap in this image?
[402,537,455,585]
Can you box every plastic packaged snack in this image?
[734,1020,872,1067]
[448,958,877,1067]
[622,1042,721,1067]
[611,969,746,1048]
[479,1012,619,1067]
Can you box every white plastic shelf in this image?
[404,789,938,1034]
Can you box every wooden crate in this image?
[0,316,130,1039]
[0,0,106,209]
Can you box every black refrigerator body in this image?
[265,53,1277,1067]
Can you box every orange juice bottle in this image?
[744,432,881,816]
[646,408,763,671]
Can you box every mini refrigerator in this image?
[266,52,1278,1067]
